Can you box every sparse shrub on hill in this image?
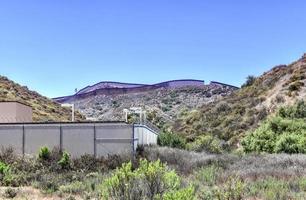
[242,101,306,154]
[241,75,256,88]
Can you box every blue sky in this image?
[1,1,306,98]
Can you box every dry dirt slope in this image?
[173,54,306,145]
[0,76,83,122]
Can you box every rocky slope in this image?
[55,80,238,128]
[173,54,306,146]
[0,76,84,121]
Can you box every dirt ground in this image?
[0,187,81,200]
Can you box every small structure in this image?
[123,107,146,124]
[0,101,33,123]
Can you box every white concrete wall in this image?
[134,124,158,147]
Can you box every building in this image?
[0,101,33,123]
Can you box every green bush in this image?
[0,161,9,174]
[38,146,51,160]
[163,186,195,200]
[101,159,194,200]
[187,135,222,153]
[242,101,306,153]
[158,132,186,149]
[58,151,71,169]
[0,162,19,187]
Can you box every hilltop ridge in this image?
[54,79,238,103]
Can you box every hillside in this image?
[173,54,306,147]
[55,80,238,128]
[0,76,84,121]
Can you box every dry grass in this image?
[143,146,306,180]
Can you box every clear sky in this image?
[1,1,306,98]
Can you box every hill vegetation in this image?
[242,100,306,154]
[0,76,84,121]
[172,54,306,150]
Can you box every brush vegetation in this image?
[172,55,306,151]
[2,146,306,199]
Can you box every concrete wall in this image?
[0,102,32,123]
[0,125,23,154]
[134,124,158,146]
[0,122,157,158]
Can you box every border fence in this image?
[0,122,158,158]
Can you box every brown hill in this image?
[0,76,84,121]
[173,54,306,146]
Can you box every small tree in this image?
[241,75,256,88]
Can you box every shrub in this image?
[101,161,142,200]
[163,186,195,200]
[288,81,304,92]
[34,173,61,194]
[101,159,194,200]
[246,178,290,200]
[194,165,220,186]
[3,188,17,199]
[0,161,9,175]
[0,161,18,186]
[274,134,306,154]
[213,176,245,200]
[38,146,51,160]
[59,181,86,194]
[158,132,186,149]
[58,151,71,169]
[242,101,306,154]
[241,75,256,88]
[187,135,222,153]
[0,148,16,165]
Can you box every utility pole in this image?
[61,103,75,122]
